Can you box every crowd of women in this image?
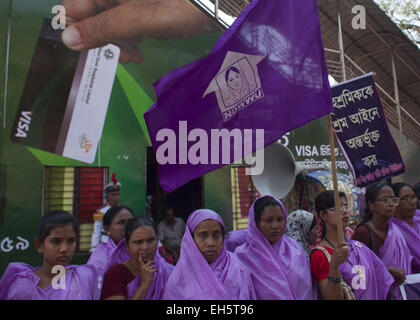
[0,181,419,300]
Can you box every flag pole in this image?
[327,114,345,244]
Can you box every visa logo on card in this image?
[10,18,120,163]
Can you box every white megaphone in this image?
[251,142,328,200]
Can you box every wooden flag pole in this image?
[327,114,345,244]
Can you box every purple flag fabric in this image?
[338,240,394,300]
[0,263,101,300]
[144,0,334,193]
[391,218,420,273]
[163,209,256,299]
[87,238,130,278]
[379,217,413,275]
[125,244,174,300]
[235,195,315,299]
[224,229,248,252]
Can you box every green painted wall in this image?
[0,0,224,275]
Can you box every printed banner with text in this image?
[331,73,405,187]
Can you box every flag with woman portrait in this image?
[145,0,334,193]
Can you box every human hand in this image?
[138,254,157,285]
[330,242,349,268]
[387,266,406,286]
[61,0,214,63]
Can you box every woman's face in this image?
[127,226,157,264]
[193,219,224,264]
[227,70,243,90]
[368,186,396,220]
[320,196,351,229]
[257,205,285,244]
[37,224,76,267]
[395,186,418,218]
[106,209,133,244]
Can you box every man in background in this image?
[157,207,185,262]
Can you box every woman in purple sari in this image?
[101,216,173,300]
[87,205,133,277]
[163,209,255,300]
[235,196,315,300]
[0,211,101,300]
[391,183,420,273]
[352,183,413,299]
[312,190,394,300]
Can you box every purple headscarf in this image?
[87,238,130,277]
[235,195,315,300]
[0,263,101,300]
[224,229,248,252]
[337,240,394,300]
[390,217,420,273]
[163,209,256,300]
[379,217,413,275]
[125,242,174,300]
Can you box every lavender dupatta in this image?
[338,240,394,300]
[235,196,315,300]
[379,217,413,275]
[125,245,174,300]
[0,263,101,300]
[163,209,255,300]
[87,238,130,277]
[224,229,248,252]
[414,209,420,235]
[391,217,420,273]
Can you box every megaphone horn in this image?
[251,143,328,200]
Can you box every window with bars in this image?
[230,166,260,230]
[43,166,108,252]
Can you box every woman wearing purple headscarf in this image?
[235,195,315,300]
[163,209,256,300]
[101,216,173,300]
[0,211,101,300]
[391,183,420,273]
[312,190,394,300]
[87,205,133,277]
[352,183,413,296]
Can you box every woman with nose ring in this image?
[101,217,173,300]
[235,195,315,299]
[163,209,255,299]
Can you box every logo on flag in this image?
[203,51,265,121]
[144,0,334,193]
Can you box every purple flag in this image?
[145,0,334,193]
